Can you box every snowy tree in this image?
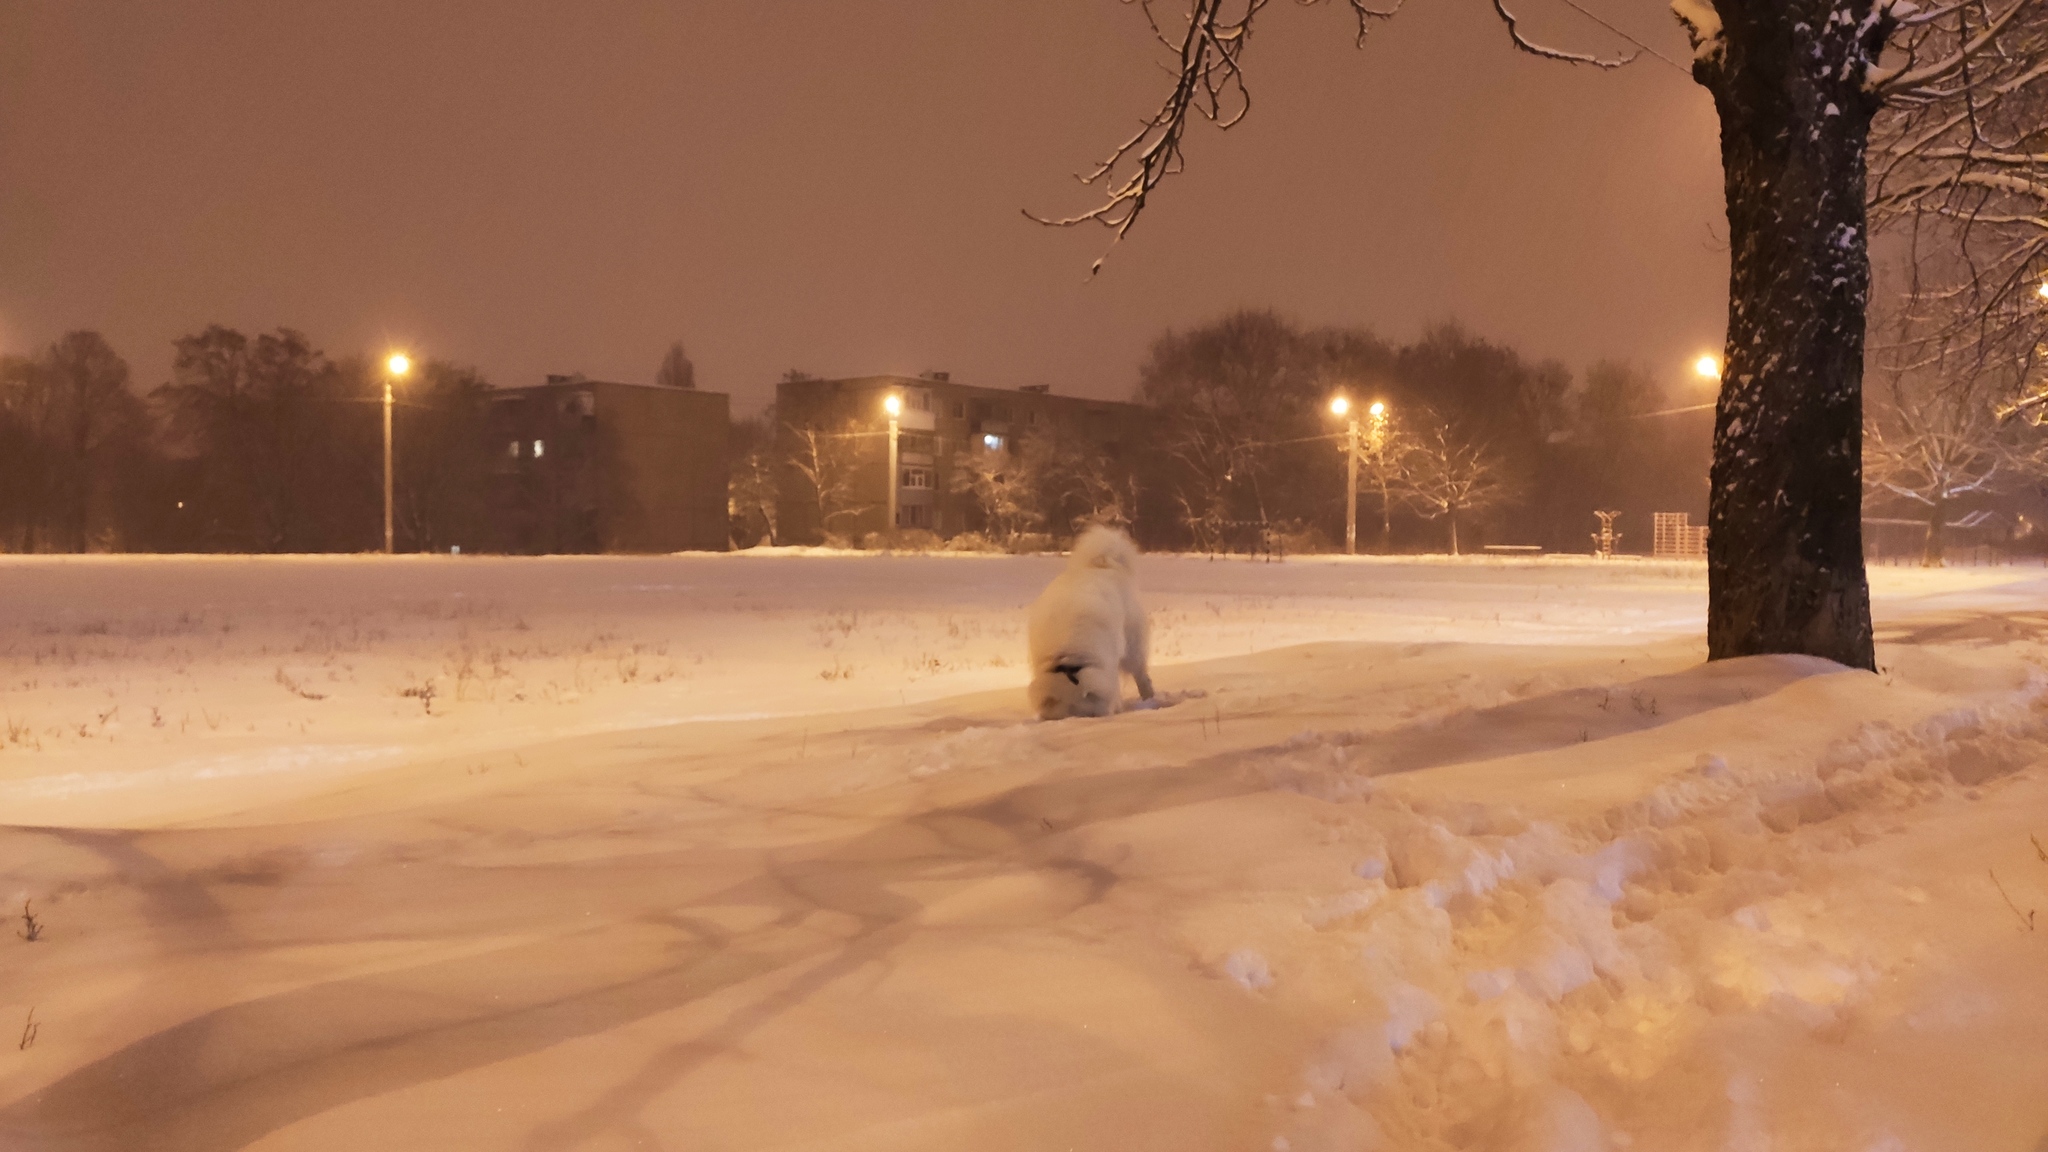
[1404,417,1512,556]
[950,440,1043,544]
[784,420,870,540]
[1063,448,1142,534]
[1870,0,2048,372]
[728,412,780,547]
[1033,0,2027,670]
[1863,373,2029,566]
[656,342,696,390]
[1350,407,1420,554]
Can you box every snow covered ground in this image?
[2,551,2045,1150]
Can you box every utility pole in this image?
[883,392,902,535]
[1331,396,1358,554]
[383,353,410,554]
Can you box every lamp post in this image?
[1330,396,1358,554]
[883,392,903,535]
[383,352,410,554]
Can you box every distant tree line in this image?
[0,327,498,553]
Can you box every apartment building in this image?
[486,375,729,553]
[773,372,1144,544]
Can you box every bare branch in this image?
[1871,0,2033,96]
[1025,0,1407,273]
[1490,0,1637,69]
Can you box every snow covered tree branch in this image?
[1869,0,2048,378]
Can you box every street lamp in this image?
[383,352,411,554]
[883,392,903,535]
[1330,396,1358,554]
[1695,354,1723,381]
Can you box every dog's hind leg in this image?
[1124,615,1155,700]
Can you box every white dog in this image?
[1027,526,1155,720]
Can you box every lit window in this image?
[509,440,520,458]
[533,440,545,458]
[982,434,1003,451]
[902,468,933,489]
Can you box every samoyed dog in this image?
[1027,526,1155,720]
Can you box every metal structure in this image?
[1591,510,1622,559]
[1652,512,1709,558]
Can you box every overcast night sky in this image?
[0,1,1726,415]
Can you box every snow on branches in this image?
[1869,0,2047,383]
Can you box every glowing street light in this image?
[1695,354,1723,381]
[1332,395,1390,555]
[383,352,412,554]
[883,392,903,535]
[1330,396,1358,554]
[2037,280,2048,300]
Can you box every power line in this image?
[1553,0,1693,75]
[1631,402,1716,419]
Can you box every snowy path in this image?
[3,554,2046,1149]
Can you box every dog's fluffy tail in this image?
[1068,525,1138,574]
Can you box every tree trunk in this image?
[1922,500,1946,567]
[1379,480,1392,553]
[1694,1,1887,671]
[1448,510,1460,556]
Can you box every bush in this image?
[859,529,942,552]
[1008,533,1055,554]
[1269,522,1334,556]
[942,531,1001,553]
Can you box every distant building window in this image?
[909,390,931,412]
[897,504,934,529]
[508,440,521,458]
[575,391,596,417]
[533,440,545,458]
[950,401,965,419]
[982,434,1005,452]
[901,467,933,490]
[1028,410,1040,426]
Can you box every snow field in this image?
[0,551,1714,825]
[2,552,2045,1150]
